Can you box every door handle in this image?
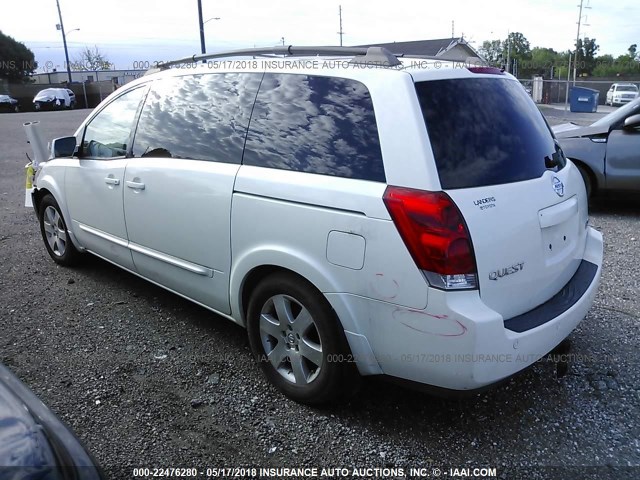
[104,177,120,185]
[126,180,146,190]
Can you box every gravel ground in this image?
[1,109,639,480]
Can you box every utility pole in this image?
[572,0,591,84]
[338,6,344,46]
[197,0,206,55]
[55,0,72,84]
[507,33,511,73]
[564,52,572,113]
[572,0,584,84]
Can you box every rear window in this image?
[416,78,564,189]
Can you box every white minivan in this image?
[30,46,603,404]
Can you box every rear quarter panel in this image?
[229,166,430,333]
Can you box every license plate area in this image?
[539,196,579,266]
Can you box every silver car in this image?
[554,97,640,196]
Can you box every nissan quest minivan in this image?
[30,46,603,404]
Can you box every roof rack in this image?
[144,45,484,76]
[145,45,405,75]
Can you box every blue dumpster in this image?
[569,87,599,113]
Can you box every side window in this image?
[243,74,385,182]
[132,73,261,163]
[81,86,146,159]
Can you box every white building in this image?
[31,69,145,86]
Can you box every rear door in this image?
[414,76,589,319]
[123,73,261,314]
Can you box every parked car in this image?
[33,88,75,110]
[605,83,638,106]
[0,363,103,478]
[0,94,19,113]
[554,96,640,197]
[29,46,603,404]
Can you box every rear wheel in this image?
[246,272,359,404]
[38,194,82,266]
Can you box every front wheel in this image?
[246,272,359,404]
[38,194,82,266]
[576,164,593,199]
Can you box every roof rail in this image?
[143,45,485,76]
[145,45,401,75]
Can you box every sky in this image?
[2,0,637,73]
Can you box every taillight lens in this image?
[383,186,478,290]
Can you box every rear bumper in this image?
[331,226,603,390]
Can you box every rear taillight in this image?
[383,186,478,290]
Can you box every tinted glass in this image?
[416,78,564,189]
[243,74,385,182]
[132,73,261,163]
[82,87,146,158]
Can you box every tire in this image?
[246,272,360,404]
[576,164,593,198]
[38,194,82,266]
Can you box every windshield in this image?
[592,97,640,127]
[617,85,638,92]
[415,77,564,189]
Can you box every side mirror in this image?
[51,136,77,158]
[623,114,640,130]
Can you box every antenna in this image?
[338,5,344,47]
[451,20,454,38]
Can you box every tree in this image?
[524,47,559,78]
[592,54,614,77]
[503,32,531,75]
[0,31,37,82]
[629,44,638,60]
[70,46,112,71]
[575,37,599,76]
[479,39,502,65]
